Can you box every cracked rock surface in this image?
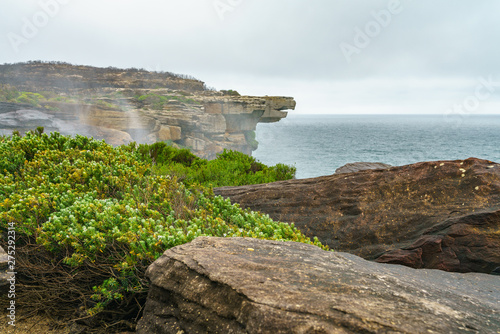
[137,237,500,334]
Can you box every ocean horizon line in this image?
[288,113,500,117]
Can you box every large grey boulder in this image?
[137,237,500,334]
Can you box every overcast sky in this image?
[1,0,500,114]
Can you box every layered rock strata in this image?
[137,237,500,333]
[0,63,295,159]
[215,158,500,274]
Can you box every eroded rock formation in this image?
[137,237,500,333]
[0,62,295,158]
[215,158,500,274]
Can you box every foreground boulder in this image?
[137,237,500,334]
[215,158,500,274]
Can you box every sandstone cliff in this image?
[0,62,295,158]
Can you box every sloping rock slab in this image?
[215,158,500,274]
[137,237,500,334]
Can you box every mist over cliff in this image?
[0,61,295,158]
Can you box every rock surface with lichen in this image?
[137,237,500,333]
[216,158,500,274]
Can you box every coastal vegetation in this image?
[136,141,296,187]
[0,61,209,92]
[135,93,198,110]
[0,84,80,108]
[0,84,45,107]
[0,84,199,111]
[0,130,321,330]
[221,89,241,96]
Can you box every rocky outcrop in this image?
[335,162,391,174]
[138,94,295,158]
[0,62,295,159]
[137,237,500,334]
[215,158,500,274]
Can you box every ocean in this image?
[253,114,500,179]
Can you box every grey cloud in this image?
[1,0,499,114]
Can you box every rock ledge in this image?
[215,158,500,274]
[137,237,500,334]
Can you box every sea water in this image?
[253,114,500,179]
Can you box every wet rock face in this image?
[215,158,500,274]
[142,95,295,159]
[137,237,500,334]
[0,106,134,146]
[0,95,295,158]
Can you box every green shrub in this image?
[15,92,45,107]
[135,141,198,166]
[136,93,198,110]
[0,132,321,331]
[271,163,297,180]
[0,85,21,102]
[136,93,167,110]
[221,89,241,96]
[95,99,120,110]
[244,130,259,151]
[139,145,296,188]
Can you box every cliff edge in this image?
[0,61,295,158]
